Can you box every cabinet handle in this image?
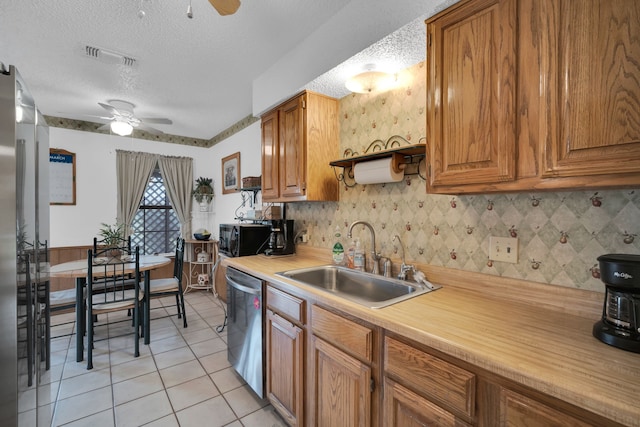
[226,274,261,296]
[370,377,375,392]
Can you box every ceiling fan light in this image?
[111,120,133,136]
[345,70,396,94]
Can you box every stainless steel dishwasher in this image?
[226,267,265,398]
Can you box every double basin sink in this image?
[276,265,440,309]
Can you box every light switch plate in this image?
[489,236,518,263]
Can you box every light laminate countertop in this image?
[223,251,640,427]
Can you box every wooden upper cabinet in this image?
[261,110,279,200]
[426,0,517,188]
[426,0,640,194]
[261,91,339,202]
[541,0,640,178]
[279,96,306,198]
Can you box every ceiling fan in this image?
[93,100,172,136]
[208,0,241,16]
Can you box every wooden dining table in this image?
[49,255,171,362]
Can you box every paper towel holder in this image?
[389,153,407,174]
[329,136,426,187]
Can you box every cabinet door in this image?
[213,253,227,302]
[279,95,306,198]
[542,0,640,177]
[311,336,371,427]
[427,0,517,187]
[261,110,280,200]
[384,378,471,427]
[499,388,593,427]
[266,310,304,426]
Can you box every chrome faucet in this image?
[347,220,382,275]
[393,235,415,280]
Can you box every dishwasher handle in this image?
[225,273,261,296]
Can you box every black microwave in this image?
[218,223,271,257]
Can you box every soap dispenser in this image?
[353,239,365,271]
[332,225,345,265]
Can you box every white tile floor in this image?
[21,291,288,427]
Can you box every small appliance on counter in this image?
[218,223,271,258]
[593,254,640,353]
[265,219,295,256]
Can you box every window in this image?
[131,164,180,255]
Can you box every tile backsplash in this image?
[287,62,640,293]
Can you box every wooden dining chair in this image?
[86,245,142,370]
[141,237,187,335]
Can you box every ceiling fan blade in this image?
[208,0,240,16]
[96,123,111,131]
[139,117,173,125]
[98,102,120,115]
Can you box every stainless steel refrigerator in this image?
[0,63,50,426]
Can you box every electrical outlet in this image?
[301,233,309,243]
[489,236,518,263]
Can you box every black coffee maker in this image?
[593,254,640,353]
[265,220,295,256]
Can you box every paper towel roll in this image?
[354,157,405,184]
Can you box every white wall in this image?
[204,121,263,239]
[49,124,262,247]
[252,0,451,114]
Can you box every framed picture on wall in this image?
[222,152,241,194]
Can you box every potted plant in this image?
[98,222,125,258]
[192,177,214,204]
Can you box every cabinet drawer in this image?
[499,388,592,427]
[384,337,476,419]
[311,305,373,362]
[384,378,472,427]
[267,285,305,325]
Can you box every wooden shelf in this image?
[329,144,426,168]
[239,186,261,205]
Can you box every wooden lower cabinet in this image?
[384,377,471,427]
[383,334,623,427]
[384,336,476,425]
[310,304,377,427]
[266,310,304,426]
[263,286,622,427]
[213,253,227,302]
[498,388,593,427]
[265,285,306,426]
[311,335,372,427]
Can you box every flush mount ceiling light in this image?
[110,120,134,136]
[90,100,172,136]
[345,65,397,94]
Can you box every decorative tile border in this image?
[44,113,259,148]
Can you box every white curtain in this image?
[158,155,193,239]
[116,150,157,236]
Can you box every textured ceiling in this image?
[0,0,454,141]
